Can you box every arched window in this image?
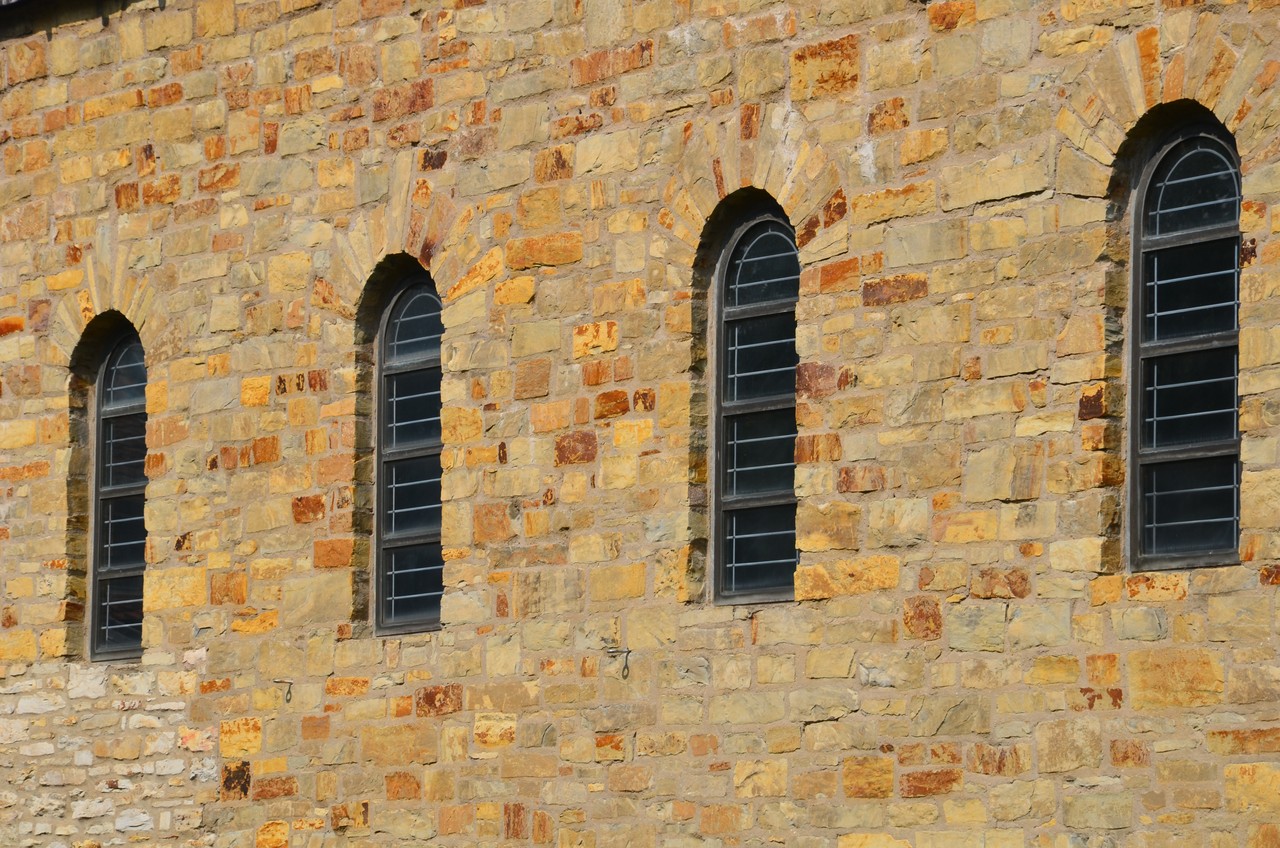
[1132,131,1241,567]
[93,333,148,658]
[377,277,445,630]
[714,214,800,599]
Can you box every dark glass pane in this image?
[97,574,143,650]
[1141,457,1238,555]
[1145,141,1240,236]
[98,494,146,570]
[103,339,147,410]
[724,313,798,401]
[383,368,442,449]
[1142,348,1237,449]
[1143,239,1237,341]
[724,409,797,496]
[102,412,147,489]
[726,222,800,307]
[722,504,796,594]
[382,543,443,624]
[383,455,442,538]
[385,287,443,364]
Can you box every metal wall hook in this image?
[273,678,293,703]
[605,648,631,680]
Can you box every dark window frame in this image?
[1130,127,1242,571]
[712,213,800,603]
[375,275,446,634]
[91,333,148,660]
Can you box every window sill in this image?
[1132,550,1239,572]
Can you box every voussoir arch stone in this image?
[1055,15,1280,202]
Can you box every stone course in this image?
[1,0,1280,846]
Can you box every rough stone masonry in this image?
[1,0,1280,846]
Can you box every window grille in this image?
[715,217,800,598]
[1133,132,1241,567]
[377,279,445,629]
[93,335,148,658]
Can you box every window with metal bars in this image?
[714,215,800,599]
[1132,130,1241,568]
[92,333,148,658]
[376,277,445,631]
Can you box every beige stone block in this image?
[1062,792,1132,829]
[946,603,1006,652]
[740,46,787,97]
[733,759,787,797]
[885,219,968,267]
[0,420,37,448]
[940,143,1050,210]
[1035,717,1101,772]
[576,129,640,176]
[838,836,911,848]
[1111,607,1167,641]
[796,501,861,551]
[1008,602,1070,650]
[1048,537,1107,573]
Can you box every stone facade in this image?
[1,0,1280,846]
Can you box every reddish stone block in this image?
[210,572,247,605]
[796,362,838,399]
[903,595,942,640]
[1110,739,1151,767]
[474,502,516,544]
[313,539,353,569]
[372,80,433,122]
[971,567,1031,599]
[863,274,928,307]
[594,389,630,419]
[968,743,1029,776]
[869,97,909,134]
[534,145,574,182]
[199,163,240,191]
[571,40,654,87]
[385,771,421,801]
[415,683,463,717]
[929,0,977,30]
[252,776,299,800]
[554,431,597,466]
[293,494,325,524]
[901,768,962,797]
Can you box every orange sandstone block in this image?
[1130,648,1224,709]
[220,717,262,757]
[842,756,893,798]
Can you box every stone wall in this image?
[2,0,1280,846]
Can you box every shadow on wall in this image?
[0,0,145,40]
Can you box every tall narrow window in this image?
[715,215,800,599]
[1133,131,1241,567]
[377,277,445,630]
[93,334,148,658]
